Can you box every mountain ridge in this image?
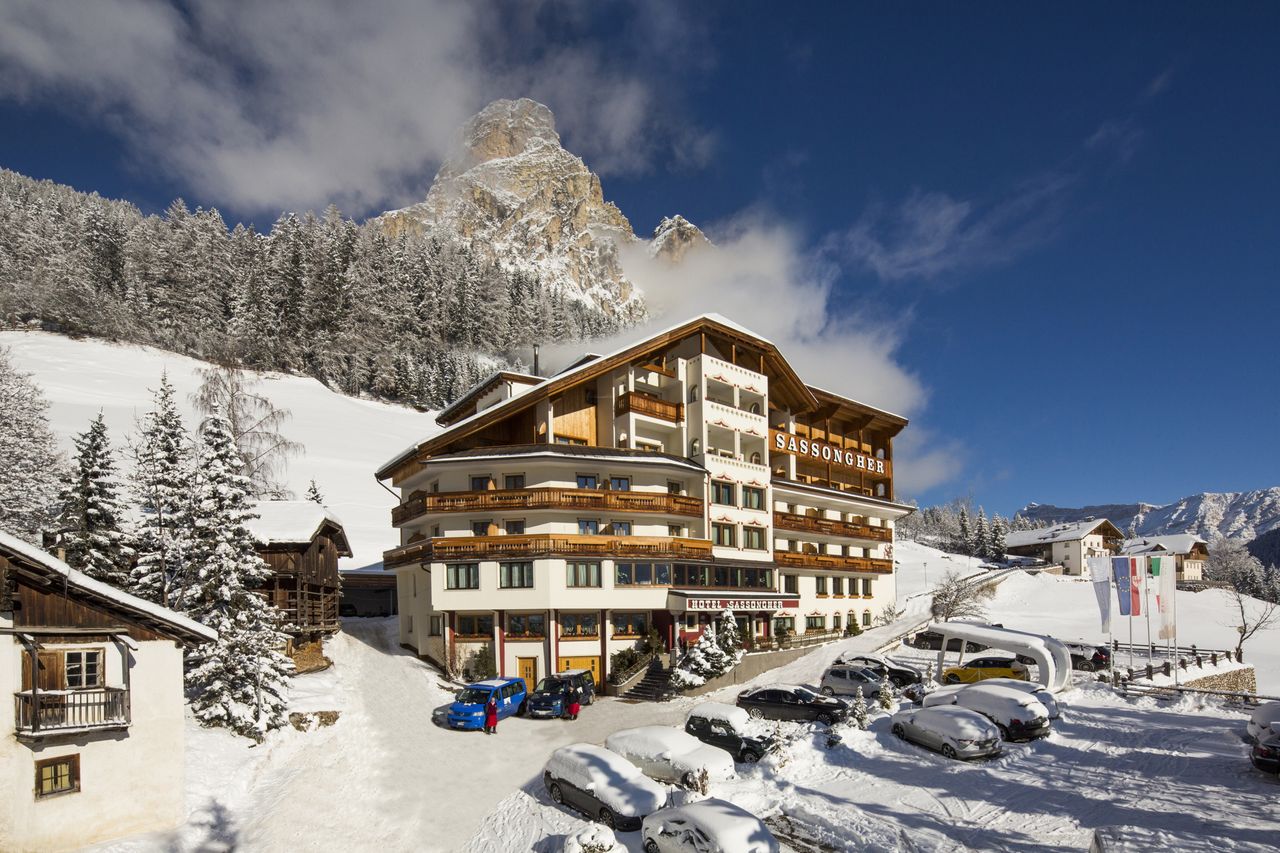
[1020,487,1280,541]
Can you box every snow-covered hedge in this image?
[670,610,744,690]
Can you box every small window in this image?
[689,386,699,403]
[611,520,632,536]
[613,612,649,637]
[35,755,79,799]
[470,476,490,492]
[712,523,736,547]
[783,574,798,594]
[743,487,765,510]
[499,562,534,589]
[446,563,480,590]
[816,577,828,595]
[508,613,545,637]
[566,561,601,588]
[806,615,826,630]
[505,519,526,535]
[576,474,599,490]
[862,578,872,596]
[610,477,630,492]
[667,524,683,537]
[862,610,872,627]
[456,614,494,636]
[832,578,843,596]
[750,451,762,465]
[578,519,599,535]
[65,650,103,689]
[667,480,683,495]
[712,481,735,506]
[743,526,766,551]
[504,474,526,490]
[471,520,491,536]
[690,438,700,456]
[429,615,443,636]
[749,402,761,415]
[560,612,599,636]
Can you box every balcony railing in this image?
[773,550,894,575]
[773,511,893,542]
[616,392,684,423]
[15,687,130,736]
[393,488,703,525]
[384,534,714,567]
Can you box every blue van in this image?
[446,677,527,730]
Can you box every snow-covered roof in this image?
[1005,519,1121,548]
[248,501,351,556]
[435,369,543,425]
[0,531,216,643]
[1122,534,1207,556]
[687,701,752,729]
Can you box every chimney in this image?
[532,344,540,377]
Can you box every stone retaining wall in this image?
[1183,666,1257,693]
[680,646,817,697]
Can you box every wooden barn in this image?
[248,501,351,641]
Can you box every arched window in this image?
[749,402,761,415]
[862,610,872,627]
[750,451,762,465]
[690,438,701,456]
[689,386,699,403]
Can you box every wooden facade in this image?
[256,527,348,640]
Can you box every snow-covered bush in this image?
[877,672,894,711]
[562,824,620,853]
[670,613,742,690]
[850,690,869,730]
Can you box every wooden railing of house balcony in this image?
[384,534,713,567]
[773,550,894,575]
[393,488,703,525]
[773,511,893,542]
[615,392,684,423]
[15,687,130,736]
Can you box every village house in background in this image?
[1004,518,1125,576]
[377,314,911,688]
[1122,533,1210,582]
[0,532,215,853]
[339,567,398,617]
[247,501,351,642]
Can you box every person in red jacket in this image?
[484,695,499,735]
[566,687,581,721]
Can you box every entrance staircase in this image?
[622,659,674,702]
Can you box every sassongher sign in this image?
[771,429,886,473]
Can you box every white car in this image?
[890,706,1002,759]
[641,798,780,853]
[606,726,736,786]
[972,677,1061,719]
[1248,701,1280,742]
[544,743,668,831]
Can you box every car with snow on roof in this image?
[606,726,736,787]
[818,665,884,699]
[736,684,849,725]
[890,706,1002,760]
[836,652,924,687]
[1247,700,1280,743]
[446,677,526,730]
[544,743,668,831]
[925,683,1051,741]
[942,655,1029,684]
[1250,731,1280,775]
[641,797,780,853]
[684,702,778,763]
[974,677,1060,719]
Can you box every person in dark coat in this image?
[484,695,499,734]
[567,687,581,721]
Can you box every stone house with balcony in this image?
[0,531,215,853]
[377,314,912,689]
[1005,518,1126,577]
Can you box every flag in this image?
[1128,556,1145,617]
[1088,558,1112,632]
[1151,554,1177,640]
[1112,556,1132,616]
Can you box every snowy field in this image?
[2,331,438,568]
[85,549,1280,853]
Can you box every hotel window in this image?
[862,610,872,627]
[576,474,599,489]
[806,615,826,631]
[783,574,798,594]
[556,436,588,446]
[610,476,631,491]
[615,562,634,585]
[499,562,534,589]
[832,578,843,596]
[504,474,525,490]
[667,524,684,537]
[667,480,683,495]
[833,612,843,630]
[470,476,490,491]
[685,614,697,630]
[446,563,479,590]
[711,481,735,506]
[773,616,795,634]
[560,612,599,637]
[431,525,440,537]
[430,481,440,493]
[654,562,672,584]
[712,523,736,547]
[505,519,525,535]
[611,520,632,536]
[35,755,79,799]
[743,487,765,510]
[578,519,599,535]
[862,578,873,596]
[743,526,766,551]
[690,438,700,456]
[613,612,650,637]
[456,614,494,636]
[508,613,545,637]
[429,615,443,636]
[471,520,491,536]
[816,577,828,595]
[688,386,698,402]
[65,650,103,689]
[566,561,601,588]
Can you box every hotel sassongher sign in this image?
[772,429,886,473]
[686,597,800,611]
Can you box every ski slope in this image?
[2,331,439,569]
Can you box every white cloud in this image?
[0,0,706,215]
[892,428,967,500]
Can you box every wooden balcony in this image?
[393,487,703,525]
[15,687,130,737]
[384,534,714,567]
[773,511,893,542]
[773,550,894,575]
[615,392,684,423]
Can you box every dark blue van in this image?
[526,670,595,719]
[446,677,527,730]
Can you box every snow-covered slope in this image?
[2,331,437,568]
[1022,487,1280,541]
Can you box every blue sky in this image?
[1,2,1277,515]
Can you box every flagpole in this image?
[1145,561,1153,660]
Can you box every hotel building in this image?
[376,315,911,687]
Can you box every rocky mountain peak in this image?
[438,98,562,180]
[651,215,710,263]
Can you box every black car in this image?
[1250,733,1280,774]
[525,670,596,718]
[736,685,849,724]
[1065,643,1111,672]
[685,710,778,763]
[838,654,924,687]
[912,630,986,653]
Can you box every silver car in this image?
[890,706,1002,760]
[819,665,883,699]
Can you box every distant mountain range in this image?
[1020,487,1280,542]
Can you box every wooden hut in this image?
[248,501,351,641]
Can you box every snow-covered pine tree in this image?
[974,508,990,560]
[958,507,973,556]
[55,413,133,586]
[130,373,192,606]
[306,480,324,504]
[182,409,293,740]
[990,515,1008,563]
[714,608,745,665]
[0,346,63,544]
[850,688,869,730]
[877,671,894,711]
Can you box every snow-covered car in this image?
[641,798,780,853]
[684,702,778,763]
[951,684,1051,741]
[605,726,736,787]
[818,665,883,699]
[736,684,849,724]
[1250,732,1280,775]
[1247,701,1280,742]
[890,706,1002,760]
[973,677,1061,719]
[544,743,667,831]
[836,652,924,687]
